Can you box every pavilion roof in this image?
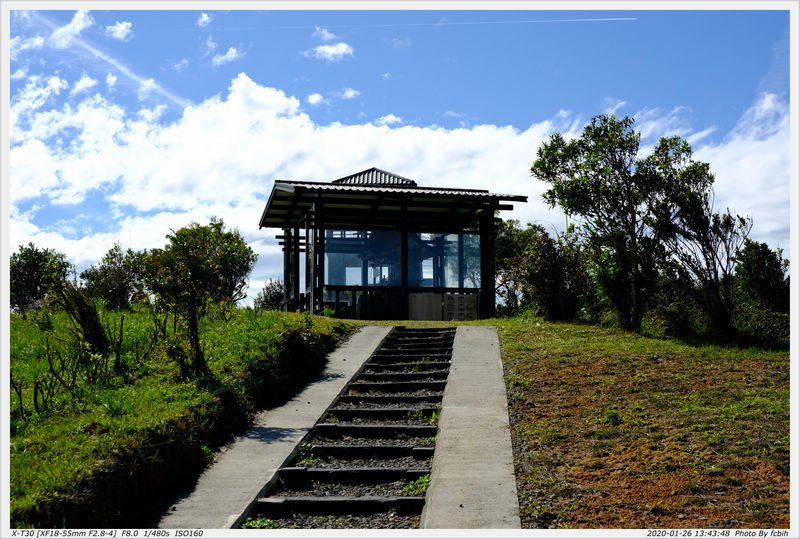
[259,168,527,230]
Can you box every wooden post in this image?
[292,225,301,307]
[313,199,325,314]
[282,227,290,309]
[304,215,311,312]
[479,210,496,318]
[458,232,465,288]
[400,205,409,319]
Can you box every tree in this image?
[81,244,147,310]
[145,219,257,376]
[532,115,726,332]
[735,239,789,313]
[254,279,285,311]
[665,207,751,340]
[643,136,752,340]
[10,243,73,312]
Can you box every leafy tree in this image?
[81,244,147,310]
[665,208,751,340]
[532,116,663,330]
[644,136,752,340]
[735,239,789,313]
[532,116,739,333]
[10,243,73,312]
[145,219,257,376]
[254,279,285,311]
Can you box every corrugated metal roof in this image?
[331,167,418,187]
[274,180,525,200]
[260,169,527,228]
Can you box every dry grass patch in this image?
[496,317,789,529]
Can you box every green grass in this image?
[10,306,355,527]
[242,517,281,529]
[402,474,431,496]
[12,310,788,528]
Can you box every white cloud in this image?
[10,35,45,59]
[30,11,190,109]
[340,88,360,100]
[375,113,402,126]
[304,42,353,62]
[11,68,28,80]
[694,93,790,249]
[106,72,117,89]
[138,78,157,100]
[443,110,465,118]
[10,74,69,135]
[729,92,787,140]
[206,35,218,52]
[49,10,93,48]
[388,37,411,48]
[313,26,336,41]
[8,76,790,300]
[634,105,693,140]
[173,58,189,72]
[71,73,98,96]
[381,72,392,80]
[685,126,716,146]
[307,93,325,106]
[197,13,212,27]
[105,21,133,41]
[212,47,243,66]
[138,105,168,123]
[601,97,627,115]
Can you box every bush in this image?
[11,243,73,312]
[81,244,147,311]
[254,280,284,311]
[734,302,790,350]
[144,218,257,377]
[513,225,592,321]
[735,239,789,314]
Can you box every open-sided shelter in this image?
[259,167,526,320]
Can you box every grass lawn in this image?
[9,313,789,528]
[9,307,355,527]
[495,316,790,529]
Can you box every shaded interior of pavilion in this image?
[259,168,526,320]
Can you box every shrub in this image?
[81,244,147,311]
[253,279,284,311]
[144,218,257,377]
[10,243,73,312]
[734,302,790,350]
[735,239,790,314]
[513,225,592,321]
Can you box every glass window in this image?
[463,233,481,288]
[407,232,481,289]
[324,230,401,287]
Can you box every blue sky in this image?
[6,7,793,299]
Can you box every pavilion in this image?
[258,167,527,320]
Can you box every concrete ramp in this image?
[421,325,521,528]
[159,326,391,529]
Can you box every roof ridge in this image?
[331,167,418,187]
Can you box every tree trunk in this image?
[187,308,207,375]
